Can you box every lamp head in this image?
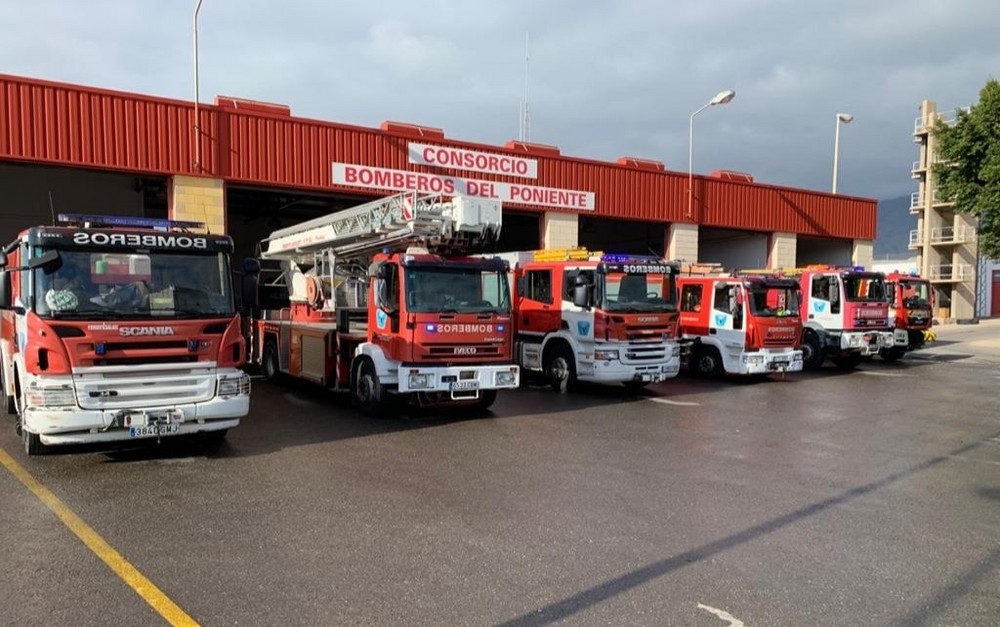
[837,113,854,123]
[710,90,736,106]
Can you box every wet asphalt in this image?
[1,323,998,626]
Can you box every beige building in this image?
[910,100,981,321]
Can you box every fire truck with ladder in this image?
[492,247,681,392]
[743,264,893,370]
[241,191,519,415]
[0,214,250,455]
[880,270,935,361]
[675,270,803,376]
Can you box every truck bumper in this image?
[839,331,894,355]
[739,349,804,375]
[23,394,248,446]
[397,364,520,394]
[576,355,681,384]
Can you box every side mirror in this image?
[242,257,261,275]
[29,249,61,273]
[572,284,589,309]
[0,271,10,309]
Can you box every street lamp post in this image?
[193,0,204,170]
[832,112,853,194]
[688,89,736,219]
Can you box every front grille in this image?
[75,366,216,410]
[623,343,668,362]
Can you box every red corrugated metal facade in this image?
[0,73,876,239]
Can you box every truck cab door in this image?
[709,283,746,353]
[807,273,842,329]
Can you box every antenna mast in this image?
[519,32,531,142]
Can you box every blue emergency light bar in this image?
[57,214,205,231]
[600,253,662,263]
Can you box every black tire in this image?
[352,358,394,417]
[543,343,577,393]
[692,346,724,377]
[262,340,280,382]
[801,332,824,370]
[2,365,15,415]
[831,353,863,370]
[23,428,46,456]
[474,389,498,410]
[5,393,14,416]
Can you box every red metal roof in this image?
[0,73,876,239]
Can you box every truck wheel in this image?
[801,333,824,370]
[2,366,15,415]
[692,347,724,377]
[263,340,280,382]
[544,344,577,393]
[474,389,498,410]
[353,358,393,417]
[23,429,46,456]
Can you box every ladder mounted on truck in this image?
[260,191,502,264]
[257,191,504,311]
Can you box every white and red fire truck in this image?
[763,265,893,370]
[493,248,681,391]
[675,273,803,376]
[881,271,935,361]
[241,191,519,415]
[0,214,250,455]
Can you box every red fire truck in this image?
[0,214,250,455]
[494,248,681,392]
[241,192,519,415]
[675,274,803,376]
[880,271,935,361]
[771,265,893,370]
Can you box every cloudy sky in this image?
[2,0,998,201]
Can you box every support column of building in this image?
[852,239,874,269]
[169,175,226,234]
[665,222,699,265]
[767,231,797,269]
[541,212,579,249]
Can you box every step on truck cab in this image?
[676,273,803,377]
[772,265,893,370]
[496,248,681,392]
[0,214,250,455]
[241,192,519,416]
[881,271,934,361]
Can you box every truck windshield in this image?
[404,266,511,314]
[601,272,677,313]
[34,250,235,318]
[842,273,888,303]
[898,280,931,308]
[748,286,800,317]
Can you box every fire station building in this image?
[0,74,877,268]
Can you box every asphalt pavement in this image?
[1,321,998,626]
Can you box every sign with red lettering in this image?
[408,143,538,179]
[332,163,595,211]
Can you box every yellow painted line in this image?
[0,446,198,627]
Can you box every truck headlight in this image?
[495,370,518,386]
[594,350,619,361]
[670,345,681,358]
[408,373,431,389]
[26,383,76,408]
[218,373,251,397]
[744,354,764,364]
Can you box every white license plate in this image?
[450,381,479,391]
[129,424,180,438]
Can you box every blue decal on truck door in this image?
[577,321,591,336]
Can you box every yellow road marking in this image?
[0,446,198,627]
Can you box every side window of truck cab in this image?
[523,269,553,305]
[681,284,702,312]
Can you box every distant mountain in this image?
[873,195,916,259]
